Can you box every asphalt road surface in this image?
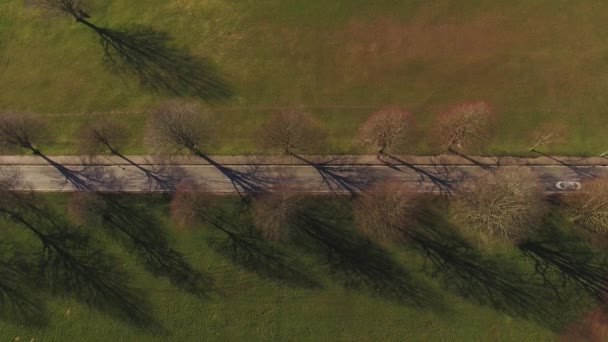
[2,161,605,194]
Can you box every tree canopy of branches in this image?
[357,108,416,155]
[26,0,91,21]
[528,122,568,152]
[0,114,47,153]
[145,101,215,154]
[66,191,106,226]
[170,182,214,231]
[451,167,545,244]
[353,181,417,242]
[76,119,129,155]
[255,109,323,155]
[251,185,302,241]
[569,178,608,233]
[433,101,493,151]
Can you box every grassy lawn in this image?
[2,0,608,155]
[0,193,604,340]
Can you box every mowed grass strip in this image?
[2,194,593,341]
[3,0,608,155]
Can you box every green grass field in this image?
[0,193,604,341]
[2,0,608,155]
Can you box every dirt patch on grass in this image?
[558,307,608,342]
[331,13,511,82]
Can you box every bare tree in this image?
[145,101,215,154]
[433,102,494,151]
[170,181,214,231]
[529,122,568,152]
[0,113,47,154]
[451,167,545,244]
[357,107,416,155]
[66,191,106,226]
[569,178,608,233]
[255,109,323,155]
[251,184,301,241]
[353,181,417,242]
[76,118,129,155]
[26,0,91,22]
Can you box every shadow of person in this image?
[78,20,233,101]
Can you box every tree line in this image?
[0,99,605,246]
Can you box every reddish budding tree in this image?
[0,113,47,154]
[357,107,416,155]
[450,167,546,245]
[255,109,324,155]
[145,100,216,154]
[251,184,302,241]
[432,101,494,152]
[76,118,129,155]
[353,181,417,242]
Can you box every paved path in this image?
[0,154,606,194]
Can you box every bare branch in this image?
[255,109,324,155]
[569,178,608,233]
[357,107,416,155]
[0,113,47,153]
[169,181,215,231]
[432,102,493,151]
[353,181,417,242]
[529,122,568,152]
[251,183,302,241]
[451,167,545,244]
[76,118,129,155]
[145,100,215,154]
[25,0,91,21]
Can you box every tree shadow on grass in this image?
[410,205,592,330]
[0,249,47,326]
[519,211,608,302]
[202,206,319,289]
[2,205,159,328]
[79,20,233,101]
[93,194,212,296]
[294,199,442,308]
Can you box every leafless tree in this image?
[169,181,214,231]
[0,113,47,153]
[145,101,215,154]
[255,109,324,155]
[66,191,106,226]
[451,167,545,244]
[26,0,91,21]
[569,178,608,233]
[251,184,302,241]
[529,122,568,152]
[433,101,494,151]
[353,181,417,242]
[357,108,416,155]
[76,118,129,155]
